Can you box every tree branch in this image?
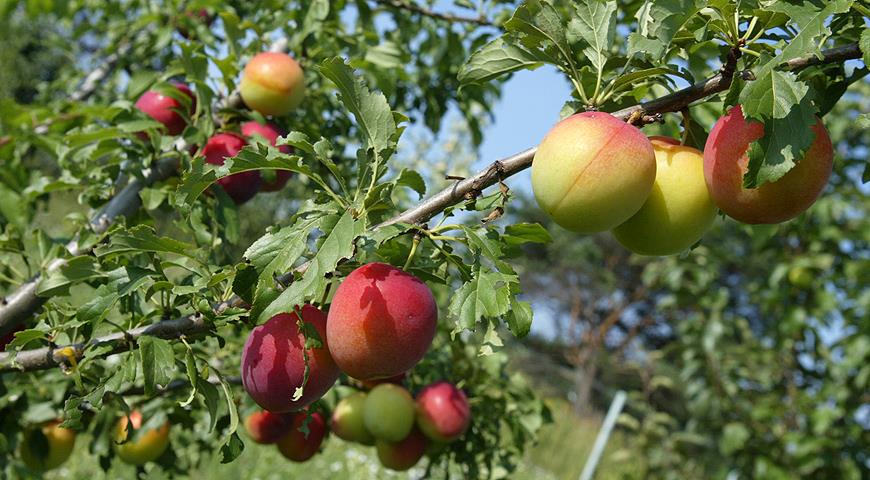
[1,315,211,373]
[372,0,494,27]
[378,43,860,228]
[0,43,859,375]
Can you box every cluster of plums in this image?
[244,378,471,471]
[531,106,834,255]
[17,410,170,472]
[134,50,305,204]
[239,262,466,469]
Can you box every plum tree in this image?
[134,82,195,136]
[202,132,262,204]
[241,305,340,412]
[240,120,292,191]
[703,105,834,224]
[612,137,718,255]
[363,384,416,442]
[415,381,471,443]
[114,411,170,465]
[19,420,76,472]
[330,392,375,445]
[375,427,428,472]
[276,412,326,462]
[326,262,437,380]
[244,410,292,444]
[239,52,305,116]
[531,111,656,233]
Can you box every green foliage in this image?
[0,0,867,478]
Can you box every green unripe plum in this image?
[331,392,375,445]
[363,384,415,442]
[612,137,717,255]
[531,111,656,233]
[20,420,76,472]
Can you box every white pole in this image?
[578,390,627,480]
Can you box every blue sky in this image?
[476,66,571,192]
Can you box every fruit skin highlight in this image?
[612,136,717,255]
[376,427,428,471]
[415,381,471,443]
[326,262,437,380]
[202,132,262,204]
[531,111,656,233]
[19,420,76,472]
[239,52,305,116]
[114,411,171,465]
[135,82,196,136]
[241,305,340,413]
[703,104,833,224]
[240,120,292,191]
[276,412,326,462]
[363,384,416,442]
[330,392,376,445]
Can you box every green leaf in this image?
[76,284,120,325]
[458,37,545,85]
[505,299,533,337]
[243,215,322,285]
[5,328,46,350]
[503,223,552,246]
[393,168,426,197]
[609,67,681,96]
[720,422,750,455]
[220,432,245,464]
[318,57,396,156]
[197,377,220,432]
[259,211,362,321]
[448,265,513,333]
[739,70,816,187]
[96,225,196,258]
[0,182,28,228]
[180,350,199,408]
[767,0,853,65]
[231,265,258,306]
[568,0,617,77]
[628,0,703,58]
[505,1,567,49]
[861,28,870,67]
[37,256,102,297]
[138,336,175,396]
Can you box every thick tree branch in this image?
[1,315,211,373]
[373,0,494,26]
[0,43,859,374]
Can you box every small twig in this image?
[372,0,494,27]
